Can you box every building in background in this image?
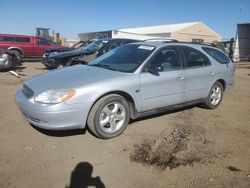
[79,31,112,41]
[234,23,250,61]
[64,39,79,47]
[79,21,221,42]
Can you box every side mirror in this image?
[145,65,163,73]
[155,65,163,72]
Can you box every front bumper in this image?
[42,58,59,69]
[15,88,91,130]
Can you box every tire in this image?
[65,59,73,67]
[204,81,223,109]
[10,50,23,64]
[87,94,130,139]
[57,64,64,69]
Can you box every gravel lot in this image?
[0,62,250,188]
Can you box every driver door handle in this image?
[209,71,215,76]
[176,75,185,81]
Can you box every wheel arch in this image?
[216,79,226,91]
[88,90,137,120]
[7,47,24,56]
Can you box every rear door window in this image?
[15,37,30,43]
[182,46,210,68]
[202,47,230,64]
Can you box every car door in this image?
[139,46,185,111]
[181,46,215,102]
[15,36,33,56]
[35,38,51,56]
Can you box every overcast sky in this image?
[1,0,249,39]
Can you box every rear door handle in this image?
[176,75,185,81]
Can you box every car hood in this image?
[24,65,125,94]
[45,47,73,53]
[48,49,96,59]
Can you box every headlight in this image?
[34,89,76,104]
[48,52,58,57]
[0,53,9,61]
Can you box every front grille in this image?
[22,85,34,98]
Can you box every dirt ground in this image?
[0,62,249,188]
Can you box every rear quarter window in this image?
[202,47,230,64]
[0,36,15,42]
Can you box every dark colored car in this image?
[43,40,91,57]
[42,38,139,69]
[0,49,22,70]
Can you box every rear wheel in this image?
[204,81,223,109]
[87,94,130,139]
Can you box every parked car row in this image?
[16,40,234,139]
[43,40,91,56]
[42,38,139,69]
[0,33,140,71]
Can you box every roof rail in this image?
[142,39,219,48]
[175,41,218,48]
[143,38,179,42]
[192,42,217,47]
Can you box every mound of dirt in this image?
[130,114,214,169]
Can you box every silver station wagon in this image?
[16,41,234,139]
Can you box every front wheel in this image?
[204,81,223,109]
[10,50,23,65]
[65,59,73,67]
[87,94,130,139]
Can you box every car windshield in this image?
[45,38,56,45]
[79,39,108,51]
[73,41,91,49]
[88,44,155,73]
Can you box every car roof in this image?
[95,38,139,42]
[0,34,34,38]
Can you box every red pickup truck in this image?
[0,34,63,57]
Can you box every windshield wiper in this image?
[89,64,115,70]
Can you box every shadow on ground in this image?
[66,162,105,188]
[0,66,26,73]
[31,124,86,137]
